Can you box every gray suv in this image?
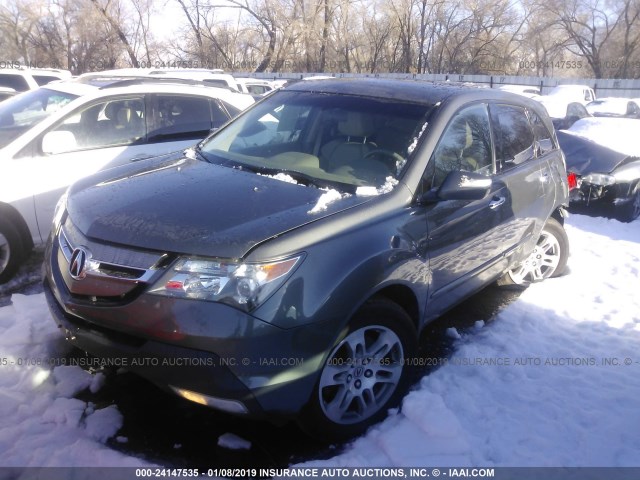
[45,79,569,440]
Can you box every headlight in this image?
[149,255,302,311]
[582,173,615,186]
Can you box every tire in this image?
[498,217,569,287]
[616,183,640,223]
[0,217,25,284]
[298,298,417,441]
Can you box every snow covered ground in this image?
[0,213,639,469]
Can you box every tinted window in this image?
[0,74,30,92]
[45,96,145,153]
[211,100,231,128]
[149,95,212,142]
[489,104,534,171]
[529,110,554,155]
[33,75,61,86]
[429,103,493,189]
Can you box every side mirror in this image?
[42,131,77,155]
[422,170,492,203]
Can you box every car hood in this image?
[67,155,373,259]
[557,131,636,175]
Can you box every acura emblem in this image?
[69,247,91,280]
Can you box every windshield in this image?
[0,88,78,148]
[199,91,432,191]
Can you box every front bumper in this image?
[569,180,636,206]
[44,233,332,420]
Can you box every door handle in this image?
[130,154,151,162]
[489,195,505,209]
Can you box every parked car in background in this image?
[496,84,541,99]
[627,99,640,118]
[81,69,244,93]
[44,79,569,440]
[537,84,595,120]
[235,78,275,95]
[0,76,254,282]
[0,68,71,92]
[585,97,640,119]
[558,117,640,222]
[550,102,591,130]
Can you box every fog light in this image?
[170,386,249,414]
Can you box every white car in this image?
[495,84,541,99]
[234,78,275,96]
[81,69,244,93]
[586,97,640,119]
[537,84,596,119]
[0,77,254,282]
[0,68,72,92]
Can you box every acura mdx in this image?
[45,79,570,439]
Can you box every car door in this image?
[420,103,516,317]
[14,95,149,243]
[488,103,549,265]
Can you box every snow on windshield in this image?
[407,121,429,155]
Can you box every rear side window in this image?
[489,104,534,172]
[528,110,554,155]
[33,75,61,86]
[0,74,30,92]
[149,95,213,142]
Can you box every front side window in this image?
[45,96,145,154]
[489,104,534,172]
[199,91,433,191]
[428,103,493,189]
[0,88,77,148]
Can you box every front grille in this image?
[58,218,172,301]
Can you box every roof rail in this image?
[93,76,208,89]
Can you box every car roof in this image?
[42,77,254,110]
[284,77,539,107]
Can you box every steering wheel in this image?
[363,149,405,172]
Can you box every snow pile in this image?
[257,173,300,185]
[0,294,147,467]
[407,122,429,155]
[1,214,639,467]
[308,189,349,214]
[566,117,640,157]
[356,177,399,197]
[299,214,640,467]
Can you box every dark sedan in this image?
[558,131,640,222]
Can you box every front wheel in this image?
[298,298,417,441]
[498,217,569,287]
[0,217,25,284]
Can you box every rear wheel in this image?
[298,298,417,441]
[0,217,25,284]
[498,217,569,287]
